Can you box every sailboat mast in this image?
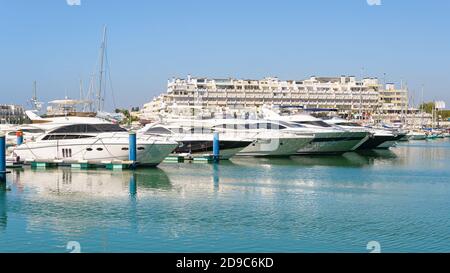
[420,84,424,128]
[80,79,83,100]
[79,78,84,112]
[97,25,107,112]
[33,80,37,101]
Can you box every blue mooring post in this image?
[213,132,220,163]
[0,133,6,175]
[16,130,23,146]
[129,131,137,168]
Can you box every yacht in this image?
[205,119,315,157]
[12,117,178,167]
[140,121,253,159]
[262,110,370,154]
[324,117,404,150]
[141,117,316,157]
[407,131,427,140]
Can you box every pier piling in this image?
[0,133,6,175]
[129,131,137,168]
[213,132,220,162]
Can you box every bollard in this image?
[0,133,6,174]
[16,130,23,146]
[212,132,220,162]
[129,131,137,162]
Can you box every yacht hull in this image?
[296,132,367,155]
[172,140,252,160]
[409,134,427,140]
[356,135,396,150]
[376,133,406,149]
[237,137,313,156]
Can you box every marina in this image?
[1,138,450,252]
[1,1,450,259]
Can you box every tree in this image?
[418,102,435,114]
[419,102,450,120]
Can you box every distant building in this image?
[141,75,386,118]
[0,104,26,124]
[140,75,417,121]
[163,75,381,111]
[379,83,409,113]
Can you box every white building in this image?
[141,75,392,120]
[140,75,439,128]
[0,104,25,124]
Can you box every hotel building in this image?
[141,75,412,120]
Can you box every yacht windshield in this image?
[145,126,173,135]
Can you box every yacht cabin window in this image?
[50,124,126,134]
[293,121,332,127]
[145,127,173,135]
[335,122,361,127]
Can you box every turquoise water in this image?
[1,139,450,253]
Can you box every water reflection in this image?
[3,168,173,239]
[291,153,372,167]
[1,140,449,252]
[213,163,220,191]
[10,168,172,197]
[129,173,137,197]
[0,176,6,231]
[230,150,398,168]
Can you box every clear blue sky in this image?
[1,0,449,110]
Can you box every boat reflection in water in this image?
[1,140,449,252]
[230,149,398,168]
[0,176,7,231]
[5,168,172,241]
[11,168,172,197]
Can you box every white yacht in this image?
[140,121,254,159]
[262,110,370,154]
[142,117,317,157]
[205,119,315,157]
[324,117,403,150]
[406,131,427,141]
[12,118,178,167]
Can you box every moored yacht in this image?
[262,109,370,154]
[324,117,403,150]
[206,119,315,157]
[141,118,316,158]
[140,121,253,159]
[12,118,178,167]
[406,131,427,140]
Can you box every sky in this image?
[0,0,449,110]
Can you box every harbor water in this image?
[1,139,449,253]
